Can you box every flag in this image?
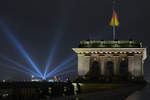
[110,10,119,26]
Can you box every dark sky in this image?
[0,0,150,80]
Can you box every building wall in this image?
[73,48,147,80]
[77,54,144,78]
[77,54,90,76]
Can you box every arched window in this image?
[105,61,114,76]
[88,61,100,79]
[120,58,128,79]
[91,61,100,74]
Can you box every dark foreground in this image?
[53,82,145,100]
[0,81,146,100]
[126,85,150,100]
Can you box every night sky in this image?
[0,0,149,80]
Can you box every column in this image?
[113,57,119,75]
[100,57,105,75]
[142,60,144,76]
[128,56,135,76]
[133,54,142,77]
[77,54,90,76]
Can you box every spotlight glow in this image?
[43,33,62,78]
[0,21,77,80]
[43,43,57,78]
[0,55,40,77]
[0,23,43,77]
[46,62,77,78]
[52,69,75,78]
[46,55,76,78]
[0,63,35,76]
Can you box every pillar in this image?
[113,57,119,75]
[128,55,142,77]
[128,56,135,76]
[77,54,90,76]
[133,54,142,77]
[100,57,105,75]
[142,60,144,76]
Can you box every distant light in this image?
[32,75,34,78]
[54,76,57,79]
[48,79,54,82]
[31,78,42,82]
[53,76,57,81]
[46,55,76,78]
[42,77,46,80]
[2,80,5,82]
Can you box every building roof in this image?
[79,40,142,48]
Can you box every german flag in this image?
[110,10,119,27]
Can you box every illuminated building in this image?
[73,40,147,80]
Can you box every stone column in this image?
[142,60,144,76]
[100,57,105,75]
[113,57,119,75]
[128,56,135,76]
[133,54,142,77]
[77,54,90,76]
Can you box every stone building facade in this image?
[73,40,147,80]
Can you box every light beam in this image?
[0,23,43,77]
[46,55,76,78]
[52,69,75,78]
[0,55,40,77]
[0,63,35,76]
[46,62,77,78]
[43,32,63,78]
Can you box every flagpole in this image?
[113,10,116,41]
[113,24,115,40]
[113,0,116,41]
